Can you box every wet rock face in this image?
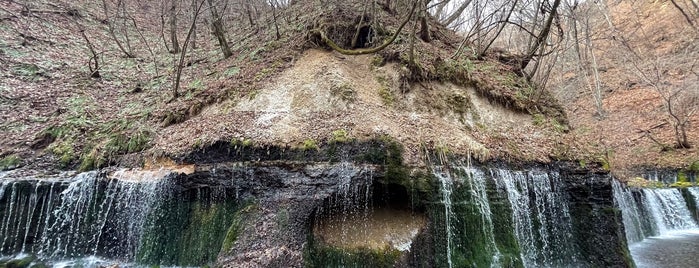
[178,162,376,268]
[561,168,633,267]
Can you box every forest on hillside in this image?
[1,0,697,172]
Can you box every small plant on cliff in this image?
[302,139,318,151]
[0,154,21,170]
[330,129,350,143]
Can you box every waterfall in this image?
[612,180,648,243]
[0,172,166,260]
[688,187,699,207]
[466,168,501,267]
[0,169,237,266]
[492,169,580,268]
[428,165,585,268]
[614,181,698,246]
[642,188,697,232]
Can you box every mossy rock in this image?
[305,244,402,268]
[1,255,37,268]
[0,154,21,171]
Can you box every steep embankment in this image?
[155,48,567,165]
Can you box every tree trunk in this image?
[191,0,197,49]
[418,0,430,42]
[170,0,180,54]
[172,0,206,102]
[101,0,134,57]
[206,0,233,58]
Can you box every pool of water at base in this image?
[630,229,699,268]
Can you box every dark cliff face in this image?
[560,167,634,267]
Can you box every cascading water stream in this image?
[615,182,699,268]
[687,187,699,208]
[463,167,501,267]
[0,169,240,267]
[492,169,580,268]
[433,167,454,268]
[612,180,648,243]
[642,188,696,233]
[0,172,166,261]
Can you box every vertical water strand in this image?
[1,182,18,252]
[21,182,42,252]
[611,180,647,243]
[9,184,28,252]
[91,178,121,255]
[39,172,97,258]
[463,167,501,267]
[29,181,56,254]
[362,169,372,248]
[492,169,536,267]
[533,171,579,266]
[528,171,553,264]
[0,180,8,200]
[37,181,60,257]
[434,166,453,268]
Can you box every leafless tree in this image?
[172,0,207,101]
[101,0,135,57]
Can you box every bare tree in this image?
[172,0,207,101]
[101,0,134,57]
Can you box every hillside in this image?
[1,0,577,173]
[546,0,699,176]
[1,0,695,177]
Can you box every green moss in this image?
[375,75,395,106]
[669,181,694,188]
[302,139,318,151]
[0,154,21,170]
[434,58,473,83]
[230,138,253,149]
[224,66,241,77]
[378,86,394,106]
[137,196,241,266]
[371,55,386,67]
[330,83,357,103]
[446,93,472,122]
[48,139,76,168]
[305,243,402,268]
[222,204,255,252]
[688,161,699,172]
[330,129,350,143]
[532,114,545,126]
